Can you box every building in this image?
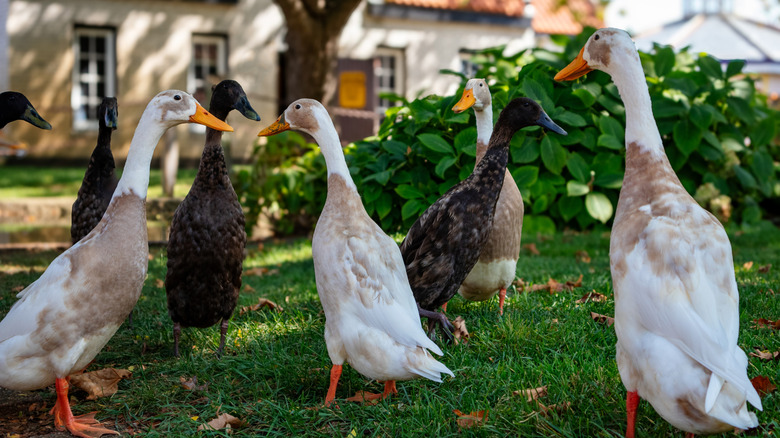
[2,0,600,164]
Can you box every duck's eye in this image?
[479,83,483,87]
[594,34,600,41]
[523,102,529,107]
[174,95,181,101]
[295,104,302,110]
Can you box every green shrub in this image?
[235,28,779,236]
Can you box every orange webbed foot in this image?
[62,412,119,438]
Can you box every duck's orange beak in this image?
[452,88,476,113]
[189,103,233,132]
[257,114,290,137]
[555,47,593,81]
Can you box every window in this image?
[72,27,116,131]
[374,48,404,116]
[188,35,227,132]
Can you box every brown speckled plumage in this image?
[400,97,565,338]
[71,98,119,244]
[165,80,259,356]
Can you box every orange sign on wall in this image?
[339,71,367,109]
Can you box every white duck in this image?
[258,99,453,406]
[452,78,523,315]
[0,90,232,437]
[555,28,762,437]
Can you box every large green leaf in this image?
[558,196,583,221]
[532,195,550,214]
[726,97,755,124]
[401,199,426,220]
[585,192,614,223]
[673,119,702,157]
[750,116,776,148]
[417,133,454,155]
[454,127,478,156]
[598,116,624,142]
[567,152,590,182]
[523,214,556,235]
[510,135,540,164]
[725,59,746,78]
[382,140,408,156]
[512,165,539,188]
[375,192,393,219]
[733,165,757,189]
[434,156,458,178]
[689,105,713,131]
[557,110,587,127]
[652,98,686,118]
[394,184,424,200]
[654,46,675,77]
[750,151,774,182]
[572,88,596,107]
[567,180,590,196]
[541,135,567,175]
[522,77,554,111]
[597,134,624,150]
[698,55,723,79]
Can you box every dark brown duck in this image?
[400,97,566,340]
[165,80,260,357]
[71,97,119,244]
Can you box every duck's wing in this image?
[320,221,444,356]
[0,250,74,343]
[613,207,761,409]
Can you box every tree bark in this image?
[274,0,362,108]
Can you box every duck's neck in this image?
[474,106,494,163]
[313,123,357,192]
[194,106,231,187]
[113,112,169,200]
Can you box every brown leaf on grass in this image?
[513,278,527,292]
[758,264,772,274]
[453,409,488,428]
[451,316,469,345]
[590,312,615,327]
[239,297,283,315]
[180,376,209,391]
[11,285,24,293]
[69,368,132,400]
[536,401,572,416]
[244,267,280,277]
[527,275,583,294]
[752,318,780,330]
[197,413,245,431]
[522,243,540,255]
[749,349,780,361]
[513,385,548,402]
[154,278,164,289]
[243,284,255,293]
[575,250,591,264]
[345,391,381,405]
[743,261,754,270]
[750,375,777,397]
[576,291,608,303]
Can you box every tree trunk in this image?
[274,0,362,108]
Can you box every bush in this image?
[235,28,779,236]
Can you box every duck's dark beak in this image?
[234,95,261,122]
[105,105,118,130]
[22,104,52,130]
[536,111,567,136]
[257,113,290,137]
[555,47,593,82]
[452,88,476,114]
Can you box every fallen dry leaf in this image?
[69,368,132,400]
[345,391,381,405]
[155,278,164,289]
[513,278,527,291]
[743,261,754,270]
[244,267,280,277]
[243,284,256,293]
[590,312,615,327]
[453,409,488,428]
[576,291,608,303]
[575,250,591,264]
[180,376,209,391]
[750,375,777,397]
[513,385,548,402]
[527,275,583,294]
[523,243,540,255]
[749,349,779,361]
[451,316,469,345]
[197,413,244,431]
[239,297,283,314]
[758,264,772,274]
[11,285,24,293]
[536,401,572,416]
[752,318,780,330]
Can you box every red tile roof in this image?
[384,0,603,35]
[531,0,603,35]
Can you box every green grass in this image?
[0,165,200,198]
[0,226,778,436]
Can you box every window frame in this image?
[71,26,116,132]
[374,47,405,116]
[187,34,228,133]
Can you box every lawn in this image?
[0,225,777,437]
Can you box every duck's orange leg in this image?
[498,288,507,315]
[382,380,398,398]
[441,302,447,312]
[685,434,695,438]
[324,364,342,407]
[52,377,119,438]
[626,390,639,438]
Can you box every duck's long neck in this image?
[313,123,357,192]
[474,105,494,163]
[113,112,169,200]
[195,106,230,188]
[610,58,664,159]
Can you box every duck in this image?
[71,97,119,244]
[0,91,52,130]
[452,78,523,316]
[258,98,453,406]
[0,90,232,438]
[555,28,762,437]
[165,80,260,357]
[400,97,566,340]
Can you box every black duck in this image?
[165,80,260,357]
